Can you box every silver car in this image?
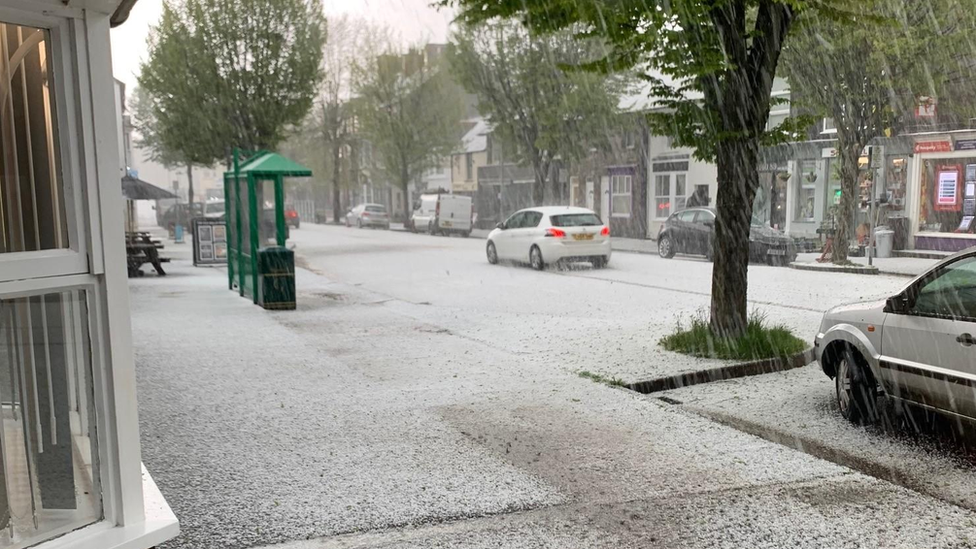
[816,248,976,424]
[345,203,390,229]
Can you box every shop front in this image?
[908,135,976,251]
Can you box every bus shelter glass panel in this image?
[237,178,252,298]
[258,179,277,247]
[0,23,70,256]
[0,290,100,548]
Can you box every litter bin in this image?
[875,227,894,258]
[257,247,295,310]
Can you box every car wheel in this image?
[463,230,472,238]
[591,256,608,269]
[486,241,499,265]
[836,347,878,424]
[658,235,675,258]
[357,219,363,229]
[427,221,436,236]
[530,245,545,271]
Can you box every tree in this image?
[450,21,624,205]
[444,0,847,337]
[354,45,463,221]
[135,2,226,208]
[780,0,971,263]
[319,16,375,223]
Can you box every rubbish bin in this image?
[257,247,295,310]
[875,227,894,258]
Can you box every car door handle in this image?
[957,333,976,347]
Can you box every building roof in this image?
[459,118,489,154]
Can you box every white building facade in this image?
[0,1,177,548]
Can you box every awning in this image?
[121,175,177,200]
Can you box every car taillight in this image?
[363,212,370,217]
[545,228,566,238]
[601,226,610,236]
[286,210,297,218]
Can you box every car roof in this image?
[516,206,598,216]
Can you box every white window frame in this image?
[610,173,632,217]
[0,6,176,549]
[0,12,93,284]
[821,117,837,135]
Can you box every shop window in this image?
[0,290,101,548]
[795,160,817,221]
[918,159,973,233]
[0,24,69,255]
[611,174,632,217]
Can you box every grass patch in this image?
[660,310,807,361]
[577,370,626,387]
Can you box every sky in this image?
[110,0,455,89]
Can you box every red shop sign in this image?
[914,140,952,153]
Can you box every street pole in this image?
[867,146,875,266]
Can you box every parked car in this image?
[410,193,473,236]
[657,207,796,265]
[161,202,204,232]
[816,248,976,425]
[285,207,300,229]
[486,206,610,270]
[346,204,391,229]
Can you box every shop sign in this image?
[821,147,837,158]
[914,140,952,154]
[916,96,938,118]
[956,139,976,151]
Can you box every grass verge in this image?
[660,310,807,361]
[577,370,626,387]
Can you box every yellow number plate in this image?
[442,221,452,227]
[573,233,594,241]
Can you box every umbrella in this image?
[121,174,177,200]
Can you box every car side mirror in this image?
[496,222,506,230]
[703,220,714,227]
[885,294,910,314]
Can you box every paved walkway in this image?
[791,252,938,277]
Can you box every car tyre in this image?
[427,221,437,236]
[357,218,363,229]
[591,256,608,269]
[530,245,545,271]
[658,235,676,258]
[836,347,878,424]
[486,241,499,265]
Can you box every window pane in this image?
[655,198,670,218]
[0,24,69,254]
[525,212,543,227]
[0,290,100,547]
[914,257,976,319]
[551,213,602,227]
[655,175,669,196]
[612,196,631,215]
[675,174,686,197]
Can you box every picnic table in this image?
[126,232,170,277]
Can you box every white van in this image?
[410,194,473,236]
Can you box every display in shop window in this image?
[935,165,961,212]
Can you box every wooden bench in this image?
[126,232,170,277]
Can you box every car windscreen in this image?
[366,206,386,213]
[206,202,225,214]
[550,213,602,227]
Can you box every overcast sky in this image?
[110,0,455,89]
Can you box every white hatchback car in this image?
[816,248,976,424]
[486,207,611,270]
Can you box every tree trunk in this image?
[530,153,548,206]
[331,141,342,224]
[710,137,760,338]
[186,162,195,211]
[832,141,863,264]
[401,168,412,222]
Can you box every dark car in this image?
[657,207,796,265]
[160,203,203,233]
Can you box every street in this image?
[130,224,976,549]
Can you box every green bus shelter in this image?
[224,150,312,304]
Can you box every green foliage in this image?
[136,0,325,167]
[660,310,807,361]
[449,20,627,202]
[577,370,626,387]
[353,45,463,216]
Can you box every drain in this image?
[657,396,683,405]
